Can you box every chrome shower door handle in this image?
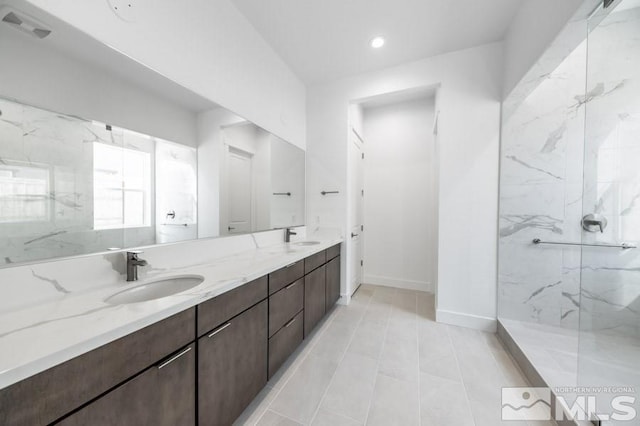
[582,214,607,233]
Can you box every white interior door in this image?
[348,130,364,295]
[226,147,252,234]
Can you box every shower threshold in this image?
[498,319,640,426]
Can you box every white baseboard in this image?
[364,274,432,292]
[436,309,497,332]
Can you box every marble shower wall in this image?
[578,4,640,337]
[499,2,640,336]
[498,38,588,329]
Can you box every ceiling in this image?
[231,0,524,85]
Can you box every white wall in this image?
[307,43,502,330]
[20,0,306,149]
[0,22,197,146]
[361,97,437,292]
[502,0,585,99]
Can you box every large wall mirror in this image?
[0,0,305,266]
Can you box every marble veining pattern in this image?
[0,96,188,265]
[0,227,342,390]
[499,3,640,335]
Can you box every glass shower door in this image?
[578,0,640,423]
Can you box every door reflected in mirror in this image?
[0,0,305,267]
[218,122,305,236]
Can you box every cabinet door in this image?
[304,265,326,337]
[325,256,341,310]
[198,300,268,426]
[58,343,195,426]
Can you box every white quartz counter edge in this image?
[0,238,342,390]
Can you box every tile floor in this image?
[234,284,552,426]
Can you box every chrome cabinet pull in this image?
[285,281,298,290]
[284,317,296,328]
[157,346,191,369]
[207,322,231,338]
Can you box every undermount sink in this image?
[294,241,321,246]
[105,275,204,305]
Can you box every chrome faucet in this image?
[126,251,148,282]
[285,227,297,243]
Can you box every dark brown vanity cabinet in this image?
[0,308,195,426]
[198,300,268,426]
[1,244,342,426]
[269,278,304,337]
[59,343,196,426]
[267,263,305,378]
[325,251,341,311]
[304,265,327,337]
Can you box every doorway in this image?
[348,88,439,297]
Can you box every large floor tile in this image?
[239,286,540,426]
[234,386,279,425]
[269,354,339,424]
[319,352,378,422]
[420,373,474,426]
[418,321,461,383]
[310,321,357,362]
[366,373,420,426]
[378,325,420,383]
[347,320,386,361]
[311,409,362,426]
[256,410,303,426]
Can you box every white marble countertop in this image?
[0,237,342,390]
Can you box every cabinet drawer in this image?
[268,310,303,379]
[197,275,268,337]
[0,308,195,426]
[269,278,304,337]
[269,261,304,295]
[326,244,340,261]
[304,250,326,274]
[58,343,196,426]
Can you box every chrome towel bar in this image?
[532,238,636,250]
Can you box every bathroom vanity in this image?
[0,2,342,424]
[0,241,341,425]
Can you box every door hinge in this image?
[360,260,363,267]
[361,189,364,196]
[361,153,364,159]
[361,225,363,232]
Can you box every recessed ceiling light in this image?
[370,36,385,49]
